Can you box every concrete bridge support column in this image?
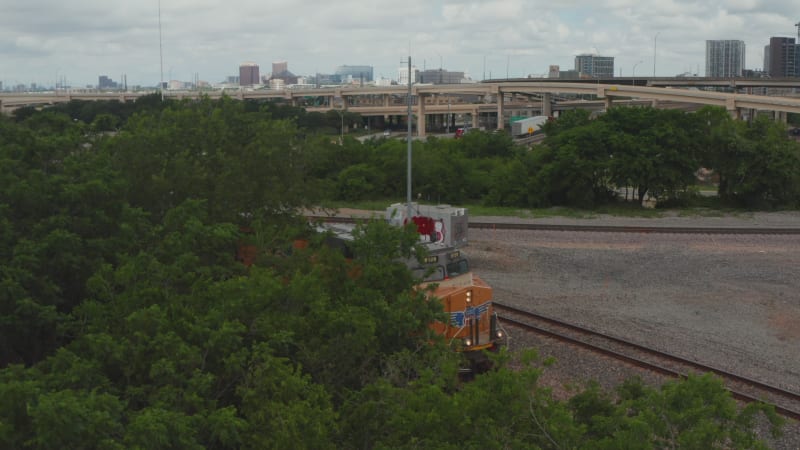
[496,92,504,130]
[776,111,788,124]
[651,99,659,108]
[417,95,426,137]
[725,98,740,120]
[603,97,613,111]
[542,93,552,117]
[472,108,479,129]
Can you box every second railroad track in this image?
[308,215,800,235]
[494,302,800,421]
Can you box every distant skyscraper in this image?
[239,62,260,86]
[548,65,560,78]
[574,54,614,78]
[398,66,419,85]
[418,69,465,84]
[270,60,297,85]
[272,61,288,76]
[764,45,771,72]
[98,75,118,89]
[335,65,374,83]
[705,40,745,77]
[765,37,798,77]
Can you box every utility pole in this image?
[401,56,413,220]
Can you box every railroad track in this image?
[494,302,800,421]
[307,216,800,235]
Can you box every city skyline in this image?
[1,0,798,88]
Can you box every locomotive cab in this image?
[423,272,504,354]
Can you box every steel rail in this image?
[495,302,800,421]
[308,215,800,235]
[470,222,800,235]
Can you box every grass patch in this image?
[320,198,771,219]
[318,200,399,212]
[675,208,741,218]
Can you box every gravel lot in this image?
[467,213,800,448]
[332,208,800,446]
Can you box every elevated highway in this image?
[2,80,799,136]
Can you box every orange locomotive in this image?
[385,203,507,372]
[246,203,507,373]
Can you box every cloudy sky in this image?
[1,0,797,88]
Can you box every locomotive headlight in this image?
[466,291,472,303]
[463,338,473,347]
[495,330,504,339]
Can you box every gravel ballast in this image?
[467,212,800,448]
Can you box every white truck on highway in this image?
[510,116,548,137]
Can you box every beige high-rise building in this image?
[239,62,260,86]
[272,61,288,76]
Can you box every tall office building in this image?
[398,66,420,85]
[705,40,745,77]
[270,60,297,85]
[764,45,771,72]
[765,37,798,77]
[419,69,466,84]
[272,61,288,76]
[335,65,374,83]
[239,62,260,86]
[574,54,615,78]
[98,75,118,89]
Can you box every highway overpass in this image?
[2,80,799,136]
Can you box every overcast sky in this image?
[1,0,798,88]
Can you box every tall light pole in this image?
[653,32,660,77]
[632,60,643,86]
[436,52,443,84]
[158,0,164,101]
[400,55,413,219]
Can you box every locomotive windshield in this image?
[446,258,469,277]
[412,265,446,282]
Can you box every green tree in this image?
[602,107,700,204]
[697,108,800,208]
[537,119,615,206]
